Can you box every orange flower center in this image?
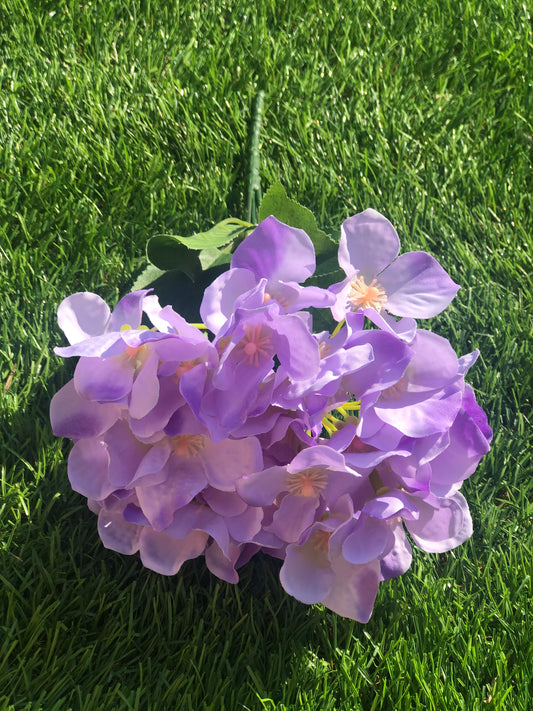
[238,325,272,367]
[348,276,387,312]
[285,466,328,497]
[171,434,205,458]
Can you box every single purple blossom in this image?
[329,209,460,320]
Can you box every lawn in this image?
[1,0,532,709]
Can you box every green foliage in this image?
[146,218,252,277]
[1,0,532,709]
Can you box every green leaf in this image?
[175,218,253,250]
[131,264,167,291]
[198,246,233,271]
[146,218,253,277]
[146,235,201,279]
[305,255,344,288]
[258,182,336,256]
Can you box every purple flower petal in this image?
[375,385,463,438]
[129,351,160,419]
[280,535,335,604]
[429,407,492,497]
[68,437,114,500]
[267,494,319,543]
[106,420,149,487]
[202,436,263,491]
[232,216,316,283]
[98,506,142,555]
[225,506,263,543]
[378,251,460,318]
[405,492,472,553]
[362,490,419,521]
[236,466,289,506]
[342,517,394,564]
[200,268,258,334]
[108,290,148,332]
[323,557,381,623]
[204,541,240,583]
[136,458,207,530]
[50,380,122,438]
[139,527,208,575]
[339,209,400,280]
[74,355,134,402]
[57,292,110,344]
[202,488,248,517]
[379,521,413,580]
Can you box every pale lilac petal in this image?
[339,209,400,279]
[362,491,419,521]
[98,507,142,555]
[129,351,160,419]
[236,466,290,506]
[136,459,207,530]
[57,292,110,344]
[405,492,472,553]
[343,446,410,472]
[50,380,122,438]
[343,330,412,397]
[280,538,334,604]
[202,488,248,517]
[133,440,171,481]
[271,314,320,380]
[74,355,133,402]
[323,557,381,623]
[153,305,211,343]
[139,527,208,575]
[379,522,413,580]
[375,385,463,438]
[200,268,258,334]
[129,375,184,440]
[328,275,354,322]
[204,541,240,583]
[202,437,263,491]
[68,438,113,500]
[232,216,316,282]
[166,503,231,555]
[429,408,492,496]
[108,290,147,331]
[342,517,393,564]
[402,330,458,391]
[462,384,493,442]
[458,350,479,376]
[106,420,149,487]
[225,506,263,543]
[54,332,124,358]
[267,495,319,543]
[365,310,417,343]
[379,251,460,318]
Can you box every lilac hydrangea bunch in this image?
[50,209,492,622]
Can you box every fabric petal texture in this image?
[50,210,491,623]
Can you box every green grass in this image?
[1,0,532,708]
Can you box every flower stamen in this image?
[238,325,272,367]
[285,466,328,498]
[348,276,387,312]
[171,434,205,458]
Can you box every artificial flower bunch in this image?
[50,209,492,622]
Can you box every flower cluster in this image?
[50,209,492,621]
